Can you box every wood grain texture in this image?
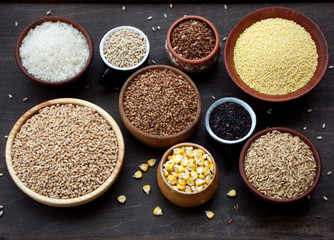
[0,2,333,240]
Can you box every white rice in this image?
[19,21,89,82]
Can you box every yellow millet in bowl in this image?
[233,18,318,95]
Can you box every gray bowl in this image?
[205,97,256,144]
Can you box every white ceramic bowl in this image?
[99,26,150,71]
[205,97,256,144]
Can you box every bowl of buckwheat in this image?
[165,15,221,73]
[157,142,219,207]
[5,98,125,207]
[119,65,201,148]
[99,26,150,71]
[239,127,322,204]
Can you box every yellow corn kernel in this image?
[167,175,177,185]
[173,163,180,173]
[178,178,186,186]
[205,175,212,184]
[187,163,196,171]
[195,178,204,186]
[204,160,209,168]
[198,174,205,180]
[191,170,198,180]
[168,155,172,160]
[209,163,214,172]
[173,154,182,164]
[181,172,190,181]
[203,167,210,176]
[185,185,192,193]
[139,163,148,172]
[191,186,196,192]
[171,172,178,177]
[143,185,151,195]
[188,158,195,164]
[153,207,163,216]
[178,165,185,173]
[181,158,189,167]
[117,195,126,203]
[203,154,208,160]
[227,189,237,198]
[196,185,203,191]
[166,161,175,172]
[163,169,169,177]
[133,170,143,179]
[205,210,214,219]
[187,177,195,186]
[196,158,204,166]
[173,148,181,154]
[147,158,156,167]
[196,166,204,175]
[177,183,185,191]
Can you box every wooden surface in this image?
[0,2,333,239]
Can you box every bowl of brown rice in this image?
[165,15,221,73]
[119,65,201,148]
[5,98,125,207]
[239,127,321,204]
[224,7,329,102]
[15,16,94,86]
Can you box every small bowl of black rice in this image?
[205,97,256,144]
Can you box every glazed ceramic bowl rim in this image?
[119,64,201,141]
[166,15,220,64]
[239,126,322,204]
[205,97,256,145]
[5,98,125,207]
[99,26,150,71]
[224,7,329,102]
[159,142,218,195]
[15,16,94,86]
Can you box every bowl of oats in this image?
[239,127,321,204]
[5,98,125,207]
[99,26,150,71]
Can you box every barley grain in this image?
[122,6,126,11]
[148,16,153,20]
[23,97,28,102]
[323,196,328,201]
[316,136,323,140]
[328,65,333,69]
[8,94,13,99]
[0,211,3,217]
[322,123,326,129]
[46,11,51,16]
[327,171,332,176]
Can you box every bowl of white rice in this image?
[15,16,94,86]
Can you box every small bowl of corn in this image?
[157,142,219,207]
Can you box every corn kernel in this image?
[178,178,186,186]
[185,186,192,192]
[147,158,156,167]
[143,185,151,195]
[133,170,143,179]
[227,189,237,198]
[198,174,205,180]
[187,177,195,186]
[205,175,211,184]
[205,210,214,219]
[139,163,148,172]
[191,186,196,192]
[191,170,198,180]
[167,175,177,185]
[173,154,182,164]
[187,163,196,171]
[173,163,180,173]
[163,169,169,177]
[195,178,204,186]
[209,163,214,172]
[203,167,210,176]
[153,207,163,216]
[117,195,126,203]
[178,165,185,173]
[196,185,203,191]
[181,158,189,167]
[196,166,204,175]
[177,183,185,191]
[181,172,190,181]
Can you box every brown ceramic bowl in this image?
[119,65,201,149]
[157,142,219,207]
[165,15,221,73]
[239,127,322,204]
[15,16,94,86]
[5,98,125,207]
[224,7,329,102]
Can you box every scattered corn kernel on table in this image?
[0,1,333,239]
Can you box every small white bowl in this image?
[99,26,150,71]
[205,97,256,144]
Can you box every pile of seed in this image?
[123,68,198,136]
[171,19,216,60]
[103,28,147,68]
[209,102,251,140]
[244,130,317,200]
[11,104,119,199]
[233,18,318,95]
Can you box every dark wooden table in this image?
[0,2,333,239]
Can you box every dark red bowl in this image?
[15,16,94,86]
[239,127,322,204]
[224,7,329,102]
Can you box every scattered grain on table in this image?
[323,196,328,201]
[328,65,333,70]
[322,123,326,129]
[46,10,51,16]
[8,94,13,99]
[23,97,28,102]
[327,171,332,176]
[307,108,313,113]
[316,136,323,140]
[122,6,126,11]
